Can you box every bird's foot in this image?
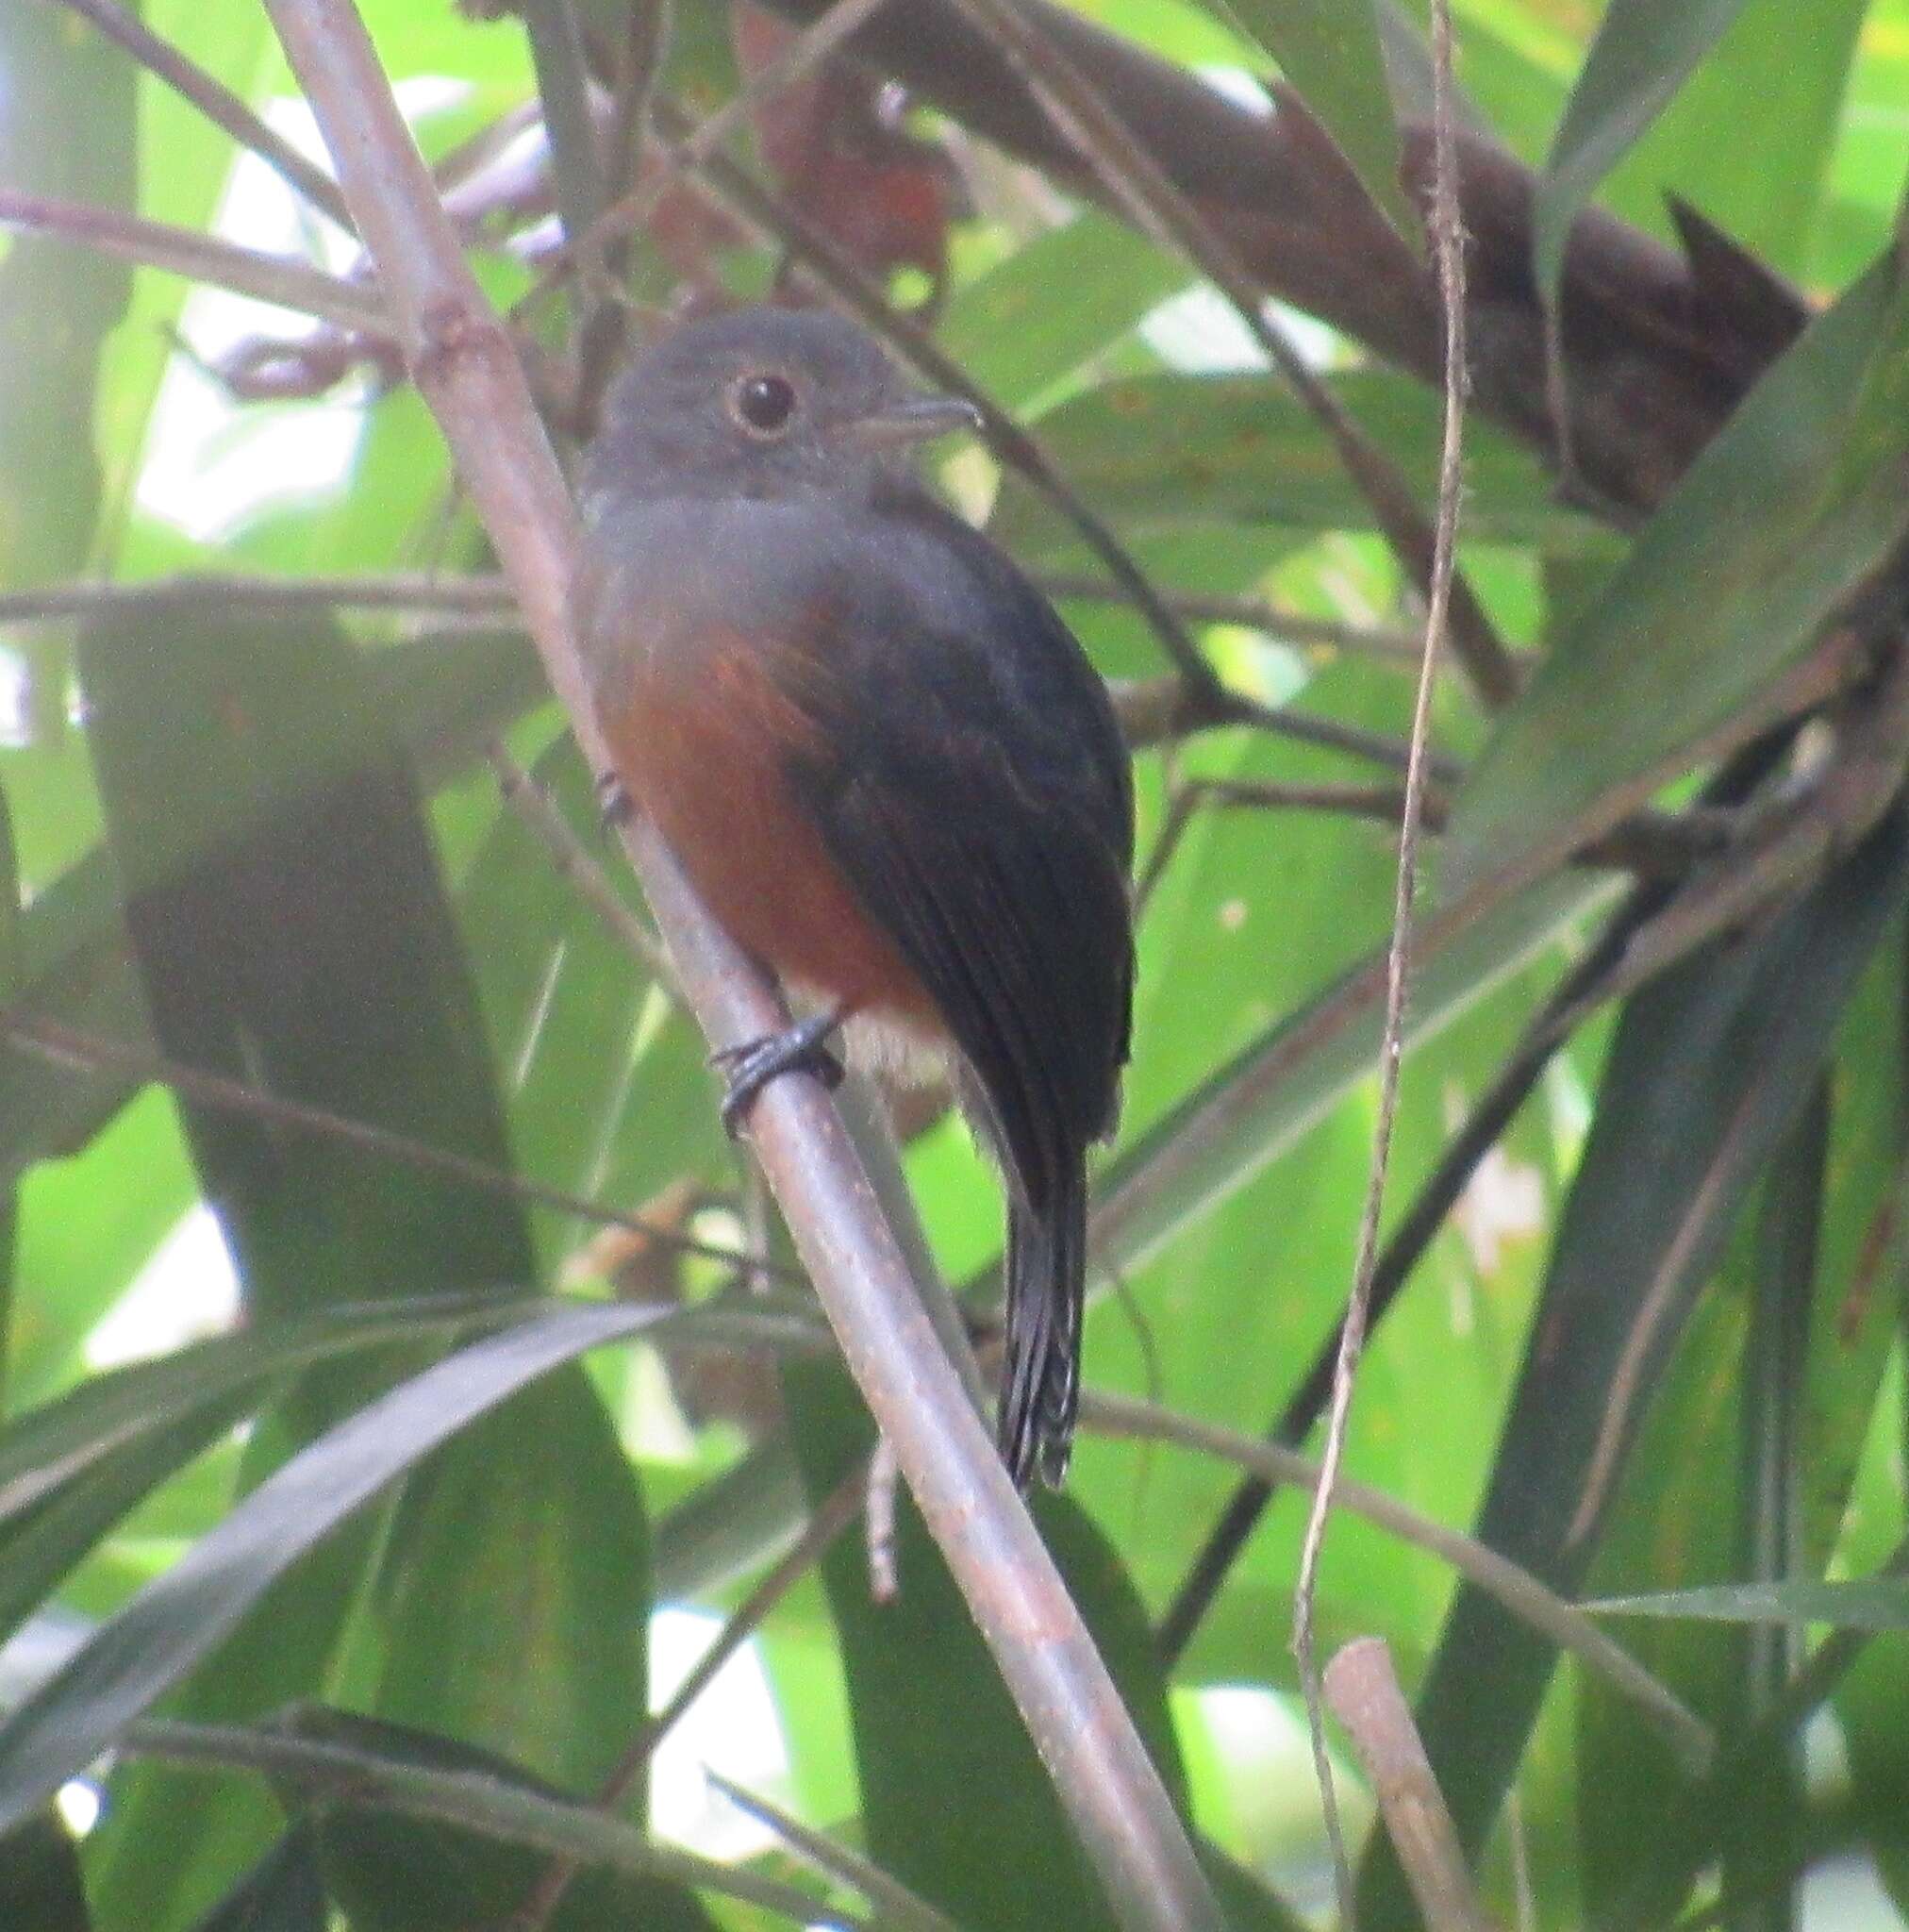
[712,1009,844,1137]
[595,771,634,835]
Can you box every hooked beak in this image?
[846,391,983,450]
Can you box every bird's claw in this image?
[595,771,634,835]
[713,1011,844,1137]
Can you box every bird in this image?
[573,305,1135,1488]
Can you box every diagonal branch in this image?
[256,6,1225,1928]
[0,187,388,333]
[515,1461,872,1931]
[50,0,356,232]
[2,1008,775,1277]
[1084,1391,1713,1770]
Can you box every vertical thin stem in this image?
[1290,0,1470,1919]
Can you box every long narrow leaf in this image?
[1532,0,1752,296]
[1592,1578,1909,1630]
[1444,247,1909,895]
[0,1301,677,1834]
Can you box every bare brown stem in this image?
[487,745,672,981]
[3,1008,773,1278]
[0,187,387,332]
[1323,1639,1500,1932]
[1293,1,1470,1915]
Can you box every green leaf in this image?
[1359,813,1909,1925]
[784,1353,1187,1932]
[1590,1577,1909,1629]
[991,370,1603,557]
[0,1294,514,1529]
[0,780,20,1409]
[1532,0,1754,296]
[1203,0,1408,239]
[1093,867,1614,1280]
[1443,247,1909,895]
[938,214,1188,409]
[190,1827,327,1932]
[0,1301,672,1838]
[1572,1102,1812,1921]
[0,629,543,1223]
[307,1714,719,1932]
[80,604,539,1324]
[371,1374,652,1795]
[129,1710,831,1926]
[76,598,548,1924]
[0,1811,91,1932]
[1601,0,1868,276]
[0,0,136,591]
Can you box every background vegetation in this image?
[2,0,1908,1925]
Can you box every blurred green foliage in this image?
[1,1,1907,1927]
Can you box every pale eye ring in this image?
[729,372,799,438]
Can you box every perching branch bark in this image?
[1323,1640,1499,1932]
[255,5,1224,1928]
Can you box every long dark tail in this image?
[998,1158,1087,1489]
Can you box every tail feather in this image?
[998,1160,1087,1489]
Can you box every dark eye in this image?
[729,372,798,437]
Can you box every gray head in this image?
[581,306,977,512]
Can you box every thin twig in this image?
[120,1718,857,1928]
[487,745,673,981]
[1156,926,1623,1663]
[571,0,894,268]
[1204,687,1464,782]
[931,0,1519,711]
[1035,574,1425,660]
[0,187,387,333]
[259,7,1225,1926]
[2,1008,783,1278]
[1192,776,1743,879]
[514,1462,871,1931]
[49,0,356,231]
[0,573,1443,778]
[1293,2,1470,1916]
[1084,1391,1714,1768]
[706,1771,962,1932]
[522,0,607,265]
[575,0,674,411]
[1195,776,1446,827]
[0,573,512,625]
[606,0,672,197]
[1156,718,1825,1664]
[0,569,1419,661]
[1133,783,1201,911]
[1323,1640,1498,1932]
